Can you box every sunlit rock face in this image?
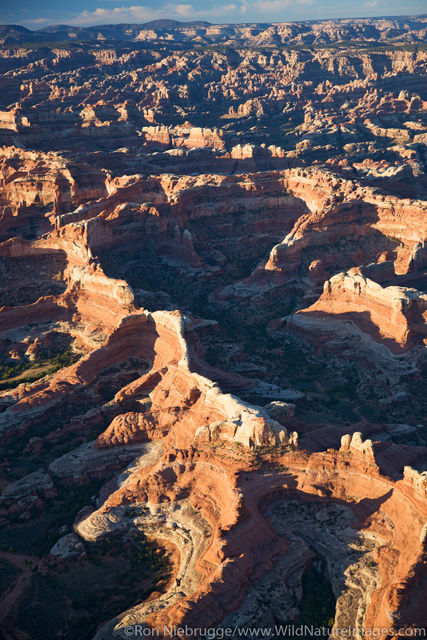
[0,15,426,640]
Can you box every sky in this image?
[0,0,426,29]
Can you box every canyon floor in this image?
[0,14,426,640]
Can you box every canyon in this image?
[0,15,426,640]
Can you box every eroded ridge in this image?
[0,14,426,640]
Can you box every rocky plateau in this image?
[0,14,426,640]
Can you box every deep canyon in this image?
[0,14,426,640]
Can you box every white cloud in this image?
[173,4,193,17]
[363,0,378,7]
[24,17,51,24]
[23,0,319,29]
[209,4,238,18]
[238,0,315,19]
[259,0,299,9]
[72,6,159,25]
[70,3,238,26]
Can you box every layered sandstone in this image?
[297,270,427,350]
[0,16,426,640]
[71,438,427,640]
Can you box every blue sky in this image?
[0,0,426,28]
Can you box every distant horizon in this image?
[2,12,427,31]
[1,0,426,30]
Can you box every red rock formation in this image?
[297,269,427,351]
[74,435,427,640]
[0,21,426,640]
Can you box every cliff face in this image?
[1,17,426,46]
[76,439,426,639]
[296,270,427,351]
[0,17,426,640]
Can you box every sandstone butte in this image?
[0,14,426,640]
